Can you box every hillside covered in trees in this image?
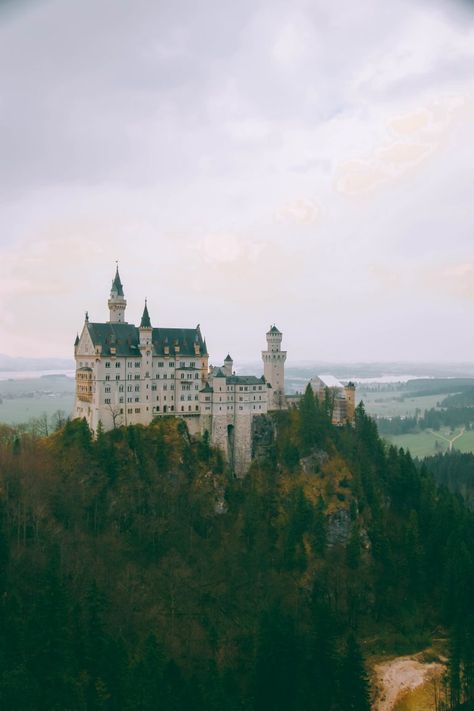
[0,388,473,710]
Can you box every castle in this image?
[73,267,287,475]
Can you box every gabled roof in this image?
[313,374,344,389]
[200,383,213,393]
[226,375,266,386]
[212,367,226,378]
[267,325,281,335]
[224,354,233,362]
[86,322,208,357]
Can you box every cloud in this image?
[1,0,474,360]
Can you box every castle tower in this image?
[139,299,152,347]
[344,382,356,423]
[262,325,287,410]
[108,266,127,323]
[223,354,233,376]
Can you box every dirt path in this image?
[372,654,444,711]
[427,427,465,451]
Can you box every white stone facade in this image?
[74,269,287,475]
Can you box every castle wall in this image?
[233,414,253,477]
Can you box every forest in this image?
[0,387,473,710]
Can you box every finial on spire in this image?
[85,311,89,322]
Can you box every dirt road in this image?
[372,654,444,711]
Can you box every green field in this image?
[360,390,443,418]
[386,428,474,458]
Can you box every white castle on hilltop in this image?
[74,267,287,474]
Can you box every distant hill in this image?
[0,353,74,372]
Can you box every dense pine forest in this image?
[0,388,474,710]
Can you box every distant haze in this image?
[1,0,473,362]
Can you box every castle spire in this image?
[140,299,151,328]
[108,264,127,323]
[110,264,124,298]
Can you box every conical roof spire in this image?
[111,264,124,298]
[140,299,151,328]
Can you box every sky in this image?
[0,0,474,363]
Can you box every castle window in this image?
[134,362,140,367]
[119,385,124,392]
[187,373,192,379]
[152,385,156,391]
[134,374,140,380]
[135,408,140,413]
[127,408,132,414]
[105,398,111,404]
[116,375,120,381]
[105,375,110,381]
[135,397,139,402]
[163,374,167,380]
[196,405,199,411]
[181,373,184,379]
[190,361,195,368]
[188,405,192,411]
[180,395,185,401]
[158,362,164,367]
[128,374,132,380]
[127,385,132,392]
[156,374,160,379]
[105,362,110,368]
[127,397,132,402]
[105,386,111,393]
[180,361,185,368]
[119,397,124,403]
[169,362,175,367]
[187,395,192,401]
[135,386,139,391]
[181,406,184,412]
[115,362,120,368]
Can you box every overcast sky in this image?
[1,0,473,363]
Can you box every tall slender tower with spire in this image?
[108,266,127,323]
